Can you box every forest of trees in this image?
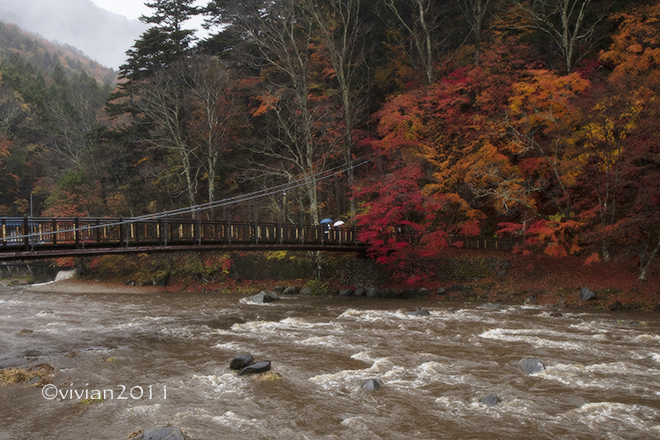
[0,0,659,280]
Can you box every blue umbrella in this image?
[320,218,333,224]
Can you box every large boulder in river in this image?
[230,354,254,370]
[480,394,502,406]
[282,286,300,295]
[139,426,187,440]
[238,361,272,376]
[519,357,545,375]
[247,291,280,303]
[361,379,383,390]
[579,287,597,301]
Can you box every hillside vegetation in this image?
[1,0,659,286]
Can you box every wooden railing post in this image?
[1,218,5,247]
[51,219,57,245]
[95,220,101,244]
[119,217,125,247]
[23,216,29,250]
[74,216,80,248]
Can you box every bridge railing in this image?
[0,217,362,251]
[0,216,520,257]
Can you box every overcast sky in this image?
[90,0,208,24]
[89,0,150,20]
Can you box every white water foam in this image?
[213,341,244,351]
[539,362,660,397]
[211,411,262,429]
[192,373,247,398]
[126,403,162,415]
[479,328,599,352]
[563,402,660,434]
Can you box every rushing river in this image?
[1,283,659,440]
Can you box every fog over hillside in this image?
[0,0,147,69]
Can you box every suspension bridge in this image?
[0,216,366,261]
[0,157,520,261]
[0,158,374,261]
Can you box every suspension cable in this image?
[3,155,374,242]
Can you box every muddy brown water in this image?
[1,284,659,439]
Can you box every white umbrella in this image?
[333,220,345,227]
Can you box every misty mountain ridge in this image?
[0,0,147,70]
[0,21,117,84]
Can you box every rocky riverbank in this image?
[10,248,660,312]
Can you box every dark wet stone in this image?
[361,379,383,390]
[339,289,353,297]
[140,426,186,440]
[519,357,544,375]
[480,394,502,406]
[273,286,285,293]
[282,286,300,295]
[550,311,563,317]
[300,287,314,296]
[366,287,379,298]
[478,302,502,310]
[435,287,447,295]
[406,288,431,299]
[579,287,597,301]
[406,307,430,316]
[609,300,623,312]
[448,284,472,292]
[353,288,366,297]
[525,294,538,305]
[379,288,399,298]
[238,360,271,376]
[230,354,254,370]
[247,291,280,303]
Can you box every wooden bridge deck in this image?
[0,217,520,261]
[0,217,366,261]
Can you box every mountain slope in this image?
[0,21,116,84]
[0,0,146,69]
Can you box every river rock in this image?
[579,287,596,301]
[402,289,427,299]
[230,354,254,370]
[339,289,353,297]
[406,307,430,316]
[379,288,398,298]
[273,286,285,293]
[480,394,502,406]
[519,357,545,375]
[139,426,186,440]
[247,291,280,303]
[238,360,271,376]
[353,288,366,297]
[478,302,502,310]
[300,287,314,296]
[282,286,300,295]
[366,287,379,298]
[361,379,383,390]
[609,300,623,312]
